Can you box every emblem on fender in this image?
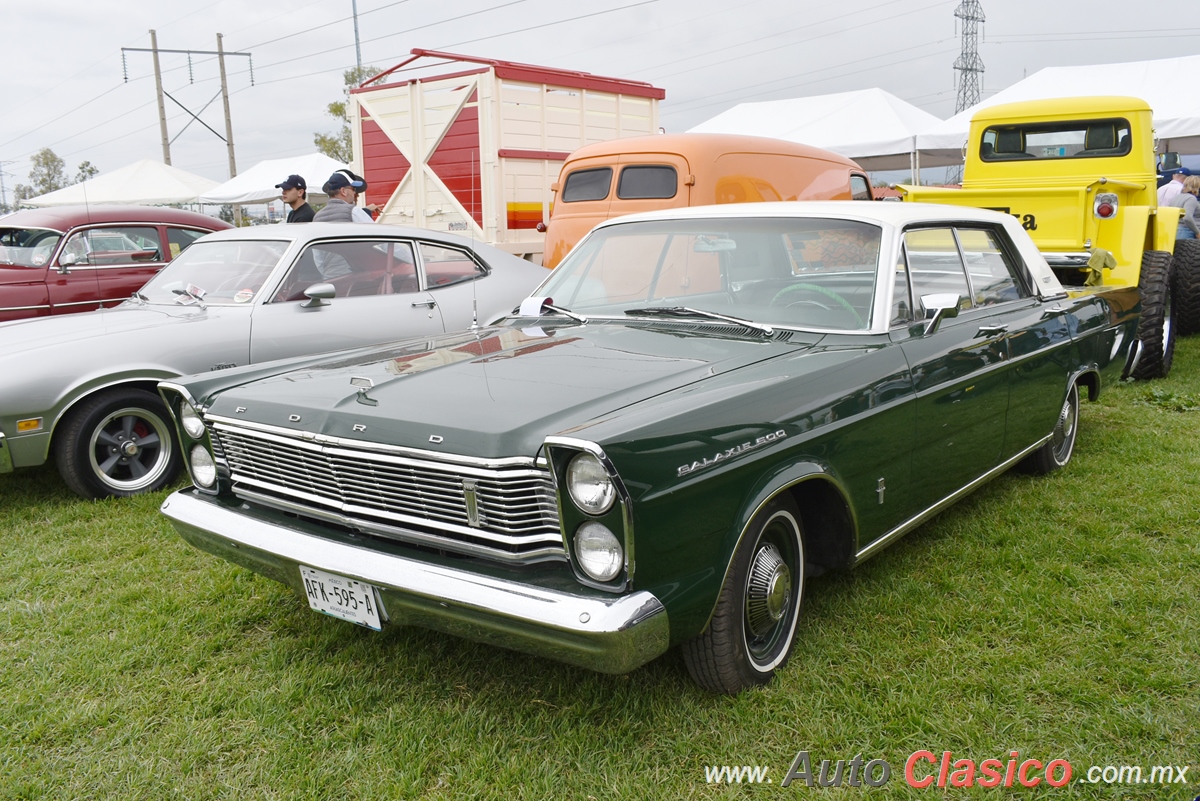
[677,430,787,477]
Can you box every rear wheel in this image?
[1172,239,1200,337]
[1130,250,1175,380]
[1020,383,1079,475]
[682,495,805,694]
[54,388,181,499]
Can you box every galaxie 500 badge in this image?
[678,429,787,477]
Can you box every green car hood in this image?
[203,321,820,459]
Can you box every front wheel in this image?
[54,388,181,499]
[1019,383,1080,475]
[681,495,806,694]
[1131,250,1176,380]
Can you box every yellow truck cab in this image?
[542,133,873,269]
[899,96,1192,379]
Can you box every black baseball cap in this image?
[275,174,306,191]
[322,171,366,194]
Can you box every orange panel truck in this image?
[349,49,664,264]
[541,133,875,269]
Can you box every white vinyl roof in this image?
[688,88,944,171]
[917,55,1200,158]
[198,153,350,205]
[24,160,218,207]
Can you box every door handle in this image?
[1041,305,1067,318]
[411,299,437,308]
[974,324,1008,338]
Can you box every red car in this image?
[0,206,231,322]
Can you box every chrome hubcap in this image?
[87,406,172,491]
[746,543,791,637]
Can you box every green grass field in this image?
[3,342,1198,800]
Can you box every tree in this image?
[75,161,99,184]
[27,148,68,196]
[313,66,380,164]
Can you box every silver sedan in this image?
[0,223,549,498]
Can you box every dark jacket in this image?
[287,202,315,223]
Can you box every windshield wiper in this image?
[624,306,773,335]
[544,303,587,323]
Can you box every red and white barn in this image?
[350,49,664,262]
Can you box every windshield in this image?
[0,227,63,268]
[539,218,882,331]
[139,240,289,305]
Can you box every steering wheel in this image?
[770,283,865,328]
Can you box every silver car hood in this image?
[0,302,229,352]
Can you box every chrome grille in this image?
[208,419,563,563]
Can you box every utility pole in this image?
[352,0,362,70]
[948,0,985,184]
[0,161,12,212]
[216,33,241,225]
[150,29,172,165]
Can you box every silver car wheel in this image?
[86,405,174,492]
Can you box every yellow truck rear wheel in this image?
[1131,250,1177,380]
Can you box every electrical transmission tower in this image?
[948,0,985,184]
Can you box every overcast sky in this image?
[3,0,1198,197]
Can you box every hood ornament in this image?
[350,376,378,406]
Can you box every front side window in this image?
[850,174,872,201]
[140,240,288,305]
[0,227,62,268]
[420,243,485,288]
[890,247,913,325]
[561,168,613,202]
[60,226,164,266]
[980,118,1132,161]
[273,240,417,302]
[616,165,677,199]
[904,228,971,312]
[541,217,881,331]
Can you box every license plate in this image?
[299,566,382,631]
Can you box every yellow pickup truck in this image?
[899,96,1198,379]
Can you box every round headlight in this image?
[190,445,217,488]
[566,452,616,515]
[180,402,205,439]
[574,522,623,582]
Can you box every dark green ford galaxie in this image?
[159,202,1140,693]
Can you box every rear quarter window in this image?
[616,165,677,199]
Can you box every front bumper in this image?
[160,490,670,674]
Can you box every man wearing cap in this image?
[313,170,376,223]
[1158,167,1191,205]
[276,174,315,223]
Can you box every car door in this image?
[47,227,102,314]
[953,226,1074,460]
[891,226,1011,513]
[80,225,169,309]
[248,238,446,363]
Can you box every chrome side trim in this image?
[51,299,103,308]
[853,434,1052,564]
[0,431,11,474]
[161,490,670,674]
[204,414,540,469]
[0,304,52,312]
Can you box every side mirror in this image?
[301,283,336,308]
[920,293,961,335]
[58,252,78,273]
[1161,151,1182,172]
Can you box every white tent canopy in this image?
[24,160,218,207]
[917,55,1200,160]
[688,88,946,172]
[198,153,350,205]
